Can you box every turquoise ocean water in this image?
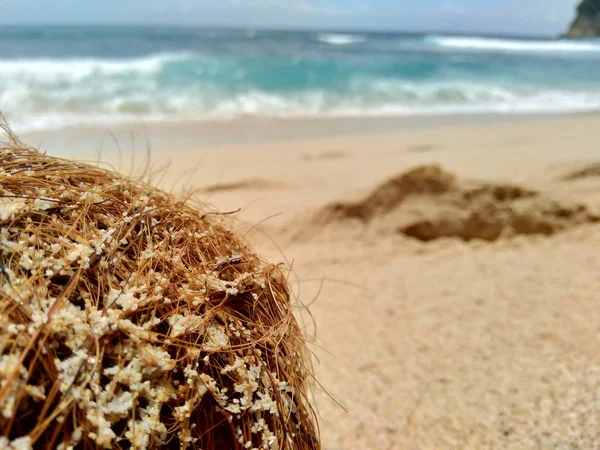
[1,26,600,131]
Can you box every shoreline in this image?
[19,111,597,159]
[60,113,600,232]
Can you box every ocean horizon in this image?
[1,25,600,132]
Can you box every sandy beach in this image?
[24,114,600,448]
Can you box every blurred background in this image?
[0,1,599,134]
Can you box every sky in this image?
[0,0,581,36]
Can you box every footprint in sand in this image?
[405,144,440,153]
[301,150,349,161]
[201,178,283,193]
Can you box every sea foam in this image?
[317,33,366,45]
[428,35,600,53]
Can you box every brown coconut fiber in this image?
[0,123,320,450]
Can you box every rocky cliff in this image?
[565,0,600,37]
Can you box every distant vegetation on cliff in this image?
[577,0,600,16]
[566,0,600,37]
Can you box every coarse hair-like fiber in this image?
[0,123,320,450]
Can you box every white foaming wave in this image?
[9,98,600,134]
[0,52,195,81]
[7,84,600,133]
[428,35,600,53]
[317,33,366,45]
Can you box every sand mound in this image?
[562,162,600,181]
[0,126,318,449]
[400,201,595,242]
[314,165,599,242]
[201,178,282,193]
[323,165,457,222]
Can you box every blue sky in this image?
[0,0,580,36]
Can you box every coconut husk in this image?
[0,122,319,450]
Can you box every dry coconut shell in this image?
[0,123,319,450]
